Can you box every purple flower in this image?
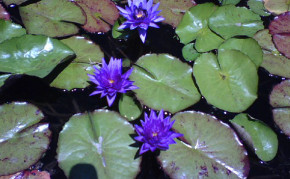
[134,109,183,154]
[117,0,165,43]
[88,57,138,106]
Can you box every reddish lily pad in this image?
[270,80,290,137]
[0,170,50,179]
[153,0,196,27]
[264,0,290,15]
[0,102,51,176]
[269,12,290,58]
[158,111,249,178]
[0,4,9,20]
[19,0,86,37]
[76,0,119,33]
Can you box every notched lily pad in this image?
[130,53,201,113]
[253,29,278,52]
[230,113,278,161]
[0,35,74,78]
[154,0,196,27]
[3,0,29,5]
[118,93,143,121]
[248,0,271,16]
[0,102,51,176]
[193,50,258,113]
[0,4,10,20]
[19,0,86,37]
[264,0,290,15]
[182,43,200,62]
[270,80,290,137]
[0,20,26,43]
[76,0,119,33]
[209,5,264,39]
[261,52,290,78]
[158,111,249,178]
[218,0,241,5]
[57,110,141,178]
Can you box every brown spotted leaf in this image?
[154,0,196,27]
[76,0,119,33]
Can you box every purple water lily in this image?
[117,0,165,43]
[88,57,138,106]
[134,109,183,154]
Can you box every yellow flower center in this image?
[152,132,158,137]
[136,13,144,18]
[109,79,115,84]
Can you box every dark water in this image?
[1,0,289,178]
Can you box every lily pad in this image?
[153,0,196,27]
[0,35,74,78]
[0,20,26,43]
[218,38,263,67]
[182,43,200,62]
[3,0,29,5]
[272,34,290,58]
[195,27,224,52]
[270,80,290,137]
[253,29,278,52]
[218,0,241,5]
[0,102,51,175]
[118,93,143,121]
[158,111,249,178]
[193,50,258,112]
[247,0,271,16]
[19,0,86,37]
[261,52,290,78]
[112,17,130,39]
[130,53,201,113]
[0,4,9,20]
[230,113,278,161]
[0,74,11,88]
[176,3,219,44]
[264,0,290,15]
[75,0,119,33]
[209,5,264,39]
[57,110,141,178]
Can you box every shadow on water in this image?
[69,164,98,179]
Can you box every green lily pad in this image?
[176,3,218,44]
[0,35,74,78]
[218,38,263,67]
[0,102,51,175]
[261,52,290,78]
[182,43,200,62]
[130,53,201,113]
[230,113,278,161]
[118,93,143,121]
[0,20,26,43]
[195,27,224,52]
[158,111,249,178]
[57,110,141,178]
[3,0,29,5]
[75,0,119,33]
[153,0,196,27]
[0,4,10,20]
[247,0,271,16]
[19,0,86,37]
[264,0,290,15]
[61,36,104,64]
[218,0,241,5]
[209,5,264,39]
[193,50,258,112]
[253,29,278,53]
[112,17,130,40]
[270,80,290,137]
[0,74,11,88]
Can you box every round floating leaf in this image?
[158,111,249,178]
[261,52,290,78]
[0,74,11,88]
[130,53,201,113]
[182,43,200,62]
[50,63,94,90]
[209,5,264,39]
[230,113,278,161]
[253,29,278,52]
[195,27,224,52]
[0,20,26,43]
[176,3,218,44]
[270,80,290,137]
[112,18,130,40]
[19,0,86,37]
[218,0,241,5]
[264,0,290,15]
[248,0,271,16]
[76,0,119,33]
[272,33,290,58]
[218,38,263,67]
[3,0,29,5]
[193,50,258,112]
[0,4,10,20]
[118,93,143,121]
[153,0,196,27]
[57,110,141,178]
[0,35,74,78]
[61,36,104,64]
[0,102,51,175]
